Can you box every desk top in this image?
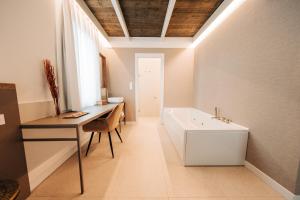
[20,104,117,128]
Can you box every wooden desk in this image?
[20,104,117,194]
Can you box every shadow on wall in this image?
[104,49,134,121]
[296,161,300,195]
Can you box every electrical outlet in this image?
[129,81,133,90]
[0,114,5,125]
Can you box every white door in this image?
[137,57,161,117]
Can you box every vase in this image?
[54,99,61,116]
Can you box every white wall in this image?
[0,0,90,191]
[137,57,161,117]
[0,0,56,103]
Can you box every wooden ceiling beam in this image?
[166,0,224,37]
[84,0,124,37]
[77,0,109,39]
[161,0,176,37]
[111,0,130,37]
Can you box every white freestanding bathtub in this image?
[163,107,249,166]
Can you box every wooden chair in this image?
[83,103,124,158]
[119,104,125,132]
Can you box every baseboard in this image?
[245,161,299,200]
[28,137,90,191]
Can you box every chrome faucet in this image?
[212,106,232,123]
[212,106,220,119]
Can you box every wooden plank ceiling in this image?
[119,0,169,37]
[84,0,223,37]
[84,0,124,36]
[166,0,224,37]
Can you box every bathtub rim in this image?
[163,107,249,132]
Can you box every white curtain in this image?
[62,0,101,111]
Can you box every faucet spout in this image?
[212,106,220,119]
[212,106,232,124]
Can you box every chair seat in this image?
[83,118,109,132]
[82,103,125,158]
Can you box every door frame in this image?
[134,53,164,121]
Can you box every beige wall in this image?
[102,48,194,121]
[0,0,81,190]
[297,164,300,194]
[193,0,300,194]
[0,0,56,103]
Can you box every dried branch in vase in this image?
[43,59,61,116]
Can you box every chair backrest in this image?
[106,103,124,131]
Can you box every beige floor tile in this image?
[103,119,169,198]
[28,118,283,200]
[228,197,285,200]
[28,197,168,200]
[214,167,281,197]
[104,197,168,200]
[104,159,168,198]
[169,198,229,200]
[27,198,69,200]
[165,165,225,197]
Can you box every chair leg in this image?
[108,132,114,158]
[115,128,123,143]
[98,132,101,143]
[85,132,94,156]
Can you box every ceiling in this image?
[119,0,169,37]
[84,0,224,37]
[85,0,124,36]
[166,0,224,37]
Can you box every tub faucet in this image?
[213,106,220,119]
[212,107,232,123]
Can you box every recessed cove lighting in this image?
[191,0,246,48]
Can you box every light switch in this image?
[0,114,5,125]
[129,81,133,90]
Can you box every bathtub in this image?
[163,107,249,166]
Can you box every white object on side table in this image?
[108,97,124,103]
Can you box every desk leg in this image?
[124,103,126,125]
[76,127,84,194]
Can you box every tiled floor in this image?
[28,118,284,200]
